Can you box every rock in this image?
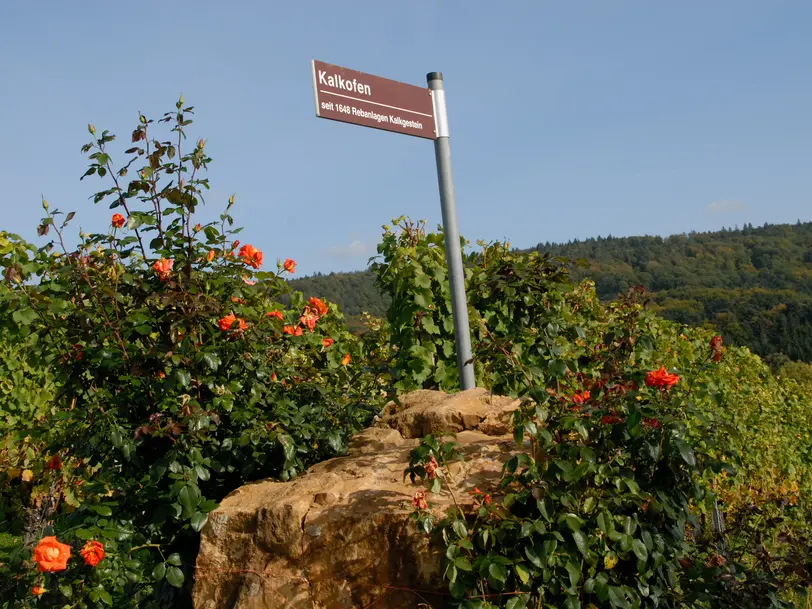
[193,389,521,609]
[375,387,520,438]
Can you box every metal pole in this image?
[427,72,476,391]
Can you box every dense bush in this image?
[0,102,389,607]
[371,219,812,607]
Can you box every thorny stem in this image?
[141,120,166,249]
[95,136,149,262]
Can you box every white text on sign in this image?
[317,70,372,96]
[319,101,425,131]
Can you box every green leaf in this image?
[191,511,208,532]
[99,590,112,605]
[455,556,472,571]
[74,528,95,540]
[178,485,198,518]
[565,560,581,588]
[514,563,531,584]
[176,370,192,388]
[620,534,634,553]
[201,353,221,371]
[583,497,597,513]
[488,562,507,583]
[608,586,630,609]
[152,563,166,581]
[414,271,432,288]
[548,359,569,377]
[597,511,614,534]
[632,539,648,562]
[506,595,530,609]
[525,545,544,568]
[677,440,697,466]
[573,530,588,557]
[565,514,585,531]
[93,505,113,516]
[452,520,468,539]
[11,308,38,326]
[166,553,182,566]
[166,566,185,588]
[420,316,440,334]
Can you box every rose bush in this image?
[0,100,389,607]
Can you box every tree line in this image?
[289,220,812,364]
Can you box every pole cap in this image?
[426,72,443,83]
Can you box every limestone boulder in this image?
[193,388,521,609]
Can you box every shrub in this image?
[0,101,387,607]
[374,218,812,607]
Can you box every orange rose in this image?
[266,310,283,320]
[238,244,263,269]
[206,250,215,262]
[282,325,303,336]
[283,258,296,274]
[412,491,428,510]
[111,213,125,228]
[217,313,246,332]
[45,455,62,471]
[300,307,319,332]
[424,455,438,479]
[645,366,680,389]
[710,335,723,362]
[308,297,328,316]
[157,371,165,379]
[32,586,45,596]
[322,338,334,348]
[32,537,71,572]
[151,258,173,282]
[194,223,201,232]
[79,540,105,567]
[341,353,351,367]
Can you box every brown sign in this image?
[311,60,436,140]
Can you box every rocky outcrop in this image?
[193,388,521,609]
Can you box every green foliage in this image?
[292,221,812,364]
[778,360,812,387]
[0,102,387,608]
[0,240,59,428]
[371,217,472,391]
[410,377,728,608]
[373,218,812,607]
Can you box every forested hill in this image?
[289,221,812,363]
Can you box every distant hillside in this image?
[289,221,812,363]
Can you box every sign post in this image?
[311,60,476,390]
[426,72,475,390]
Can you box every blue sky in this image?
[1,1,810,276]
